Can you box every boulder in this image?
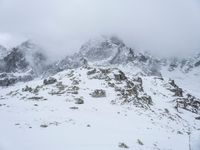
[87,69,96,75]
[91,89,106,98]
[22,86,33,92]
[118,143,129,149]
[75,98,84,104]
[114,71,127,81]
[43,77,57,85]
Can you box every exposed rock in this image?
[114,70,127,81]
[91,89,106,98]
[40,124,48,128]
[177,131,183,134]
[108,82,115,87]
[0,73,34,86]
[118,142,129,149]
[140,95,153,105]
[69,106,79,110]
[33,85,42,94]
[195,61,200,67]
[169,80,177,88]
[137,139,144,146]
[86,124,91,127]
[176,94,200,114]
[28,97,44,101]
[22,86,33,92]
[75,98,84,104]
[70,91,78,95]
[169,80,183,97]
[100,68,110,74]
[56,82,66,91]
[43,77,57,85]
[195,116,200,120]
[0,77,17,86]
[174,88,183,97]
[87,68,96,75]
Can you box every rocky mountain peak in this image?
[79,36,125,62]
[0,41,48,86]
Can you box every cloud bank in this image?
[0,0,200,59]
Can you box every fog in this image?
[0,0,200,59]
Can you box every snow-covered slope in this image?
[0,65,199,150]
[0,36,200,150]
[160,53,200,98]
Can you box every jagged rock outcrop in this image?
[167,80,200,114]
[87,67,152,108]
[176,94,200,114]
[79,36,161,76]
[169,80,183,97]
[0,41,47,86]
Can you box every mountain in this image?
[45,36,161,76]
[0,41,47,86]
[0,36,200,150]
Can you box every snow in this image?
[0,66,199,150]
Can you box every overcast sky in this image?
[0,0,200,59]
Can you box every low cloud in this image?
[0,0,200,59]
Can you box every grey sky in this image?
[0,0,200,59]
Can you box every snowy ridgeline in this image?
[0,66,200,150]
[0,36,200,150]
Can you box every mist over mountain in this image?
[0,1,200,150]
[1,0,200,59]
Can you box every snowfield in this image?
[0,66,199,150]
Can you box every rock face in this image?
[0,41,47,74]
[176,94,200,114]
[167,80,200,114]
[1,48,29,73]
[169,80,183,97]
